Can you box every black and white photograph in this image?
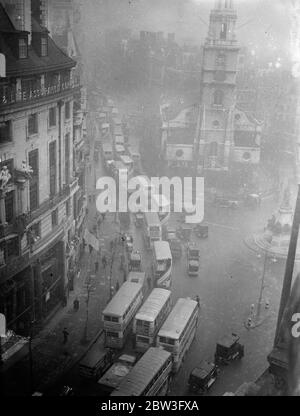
[0,0,300,400]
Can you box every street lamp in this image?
[255,249,268,324]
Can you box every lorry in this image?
[187,243,200,277]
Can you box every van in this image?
[102,143,113,160]
[79,342,114,380]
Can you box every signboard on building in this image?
[0,313,6,336]
[84,229,100,252]
[0,53,6,77]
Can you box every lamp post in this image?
[255,249,268,324]
[81,273,93,345]
[28,320,36,395]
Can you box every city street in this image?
[44,94,288,396]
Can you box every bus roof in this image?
[102,143,113,151]
[102,281,143,317]
[144,211,160,226]
[119,155,133,165]
[158,298,198,340]
[154,241,172,260]
[111,347,171,396]
[135,288,171,322]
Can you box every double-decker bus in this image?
[133,288,172,352]
[102,281,143,349]
[157,297,199,372]
[110,347,172,396]
[152,241,172,288]
[143,212,162,249]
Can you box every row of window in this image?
[28,198,72,242]
[136,297,172,335]
[19,36,48,60]
[28,102,71,135]
[0,103,71,143]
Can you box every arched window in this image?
[209,141,218,156]
[220,23,227,40]
[214,89,224,105]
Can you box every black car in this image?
[214,333,244,365]
[188,360,219,393]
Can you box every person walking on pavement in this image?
[95,260,99,273]
[63,328,69,344]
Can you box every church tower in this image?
[198,0,239,171]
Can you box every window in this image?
[220,23,227,40]
[65,101,71,120]
[28,222,41,245]
[19,38,28,59]
[28,113,38,135]
[49,141,57,196]
[4,237,19,260]
[65,199,70,217]
[212,120,220,128]
[111,317,119,323]
[51,209,58,228]
[5,191,14,223]
[65,133,70,184]
[0,121,12,144]
[41,37,48,57]
[49,107,57,127]
[213,89,224,106]
[29,149,39,210]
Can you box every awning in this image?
[83,229,100,251]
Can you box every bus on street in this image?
[110,347,172,396]
[152,241,172,288]
[157,297,199,372]
[133,288,172,352]
[102,281,143,349]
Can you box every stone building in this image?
[0,0,82,335]
[160,0,262,174]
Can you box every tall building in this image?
[198,0,261,171]
[0,0,83,336]
[160,0,262,175]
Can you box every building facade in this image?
[160,0,262,174]
[0,0,82,336]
